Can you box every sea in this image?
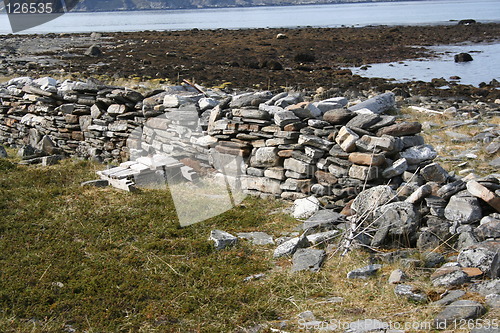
[0,0,499,86]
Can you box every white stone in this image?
[293,196,320,219]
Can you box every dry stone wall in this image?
[1,77,429,203]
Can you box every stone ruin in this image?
[1,75,499,329]
[0,76,498,250]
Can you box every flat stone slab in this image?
[394,284,427,303]
[273,234,309,258]
[434,300,486,328]
[302,210,344,230]
[237,232,274,245]
[432,290,466,306]
[347,264,382,279]
[291,248,326,272]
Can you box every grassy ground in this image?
[400,108,500,176]
[0,152,497,332]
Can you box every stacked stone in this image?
[0,77,214,165]
[203,90,437,206]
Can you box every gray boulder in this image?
[434,300,486,328]
[437,180,466,200]
[273,234,310,258]
[432,290,466,306]
[249,147,281,167]
[291,248,326,272]
[302,209,344,231]
[399,144,437,164]
[469,279,500,296]
[394,284,427,303]
[444,191,483,224]
[371,201,420,247]
[306,230,339,246]
[0,145,7,158]
[237,232,274,245]
[209,230,238,250]
[351,185,398,216]
[476,220,500,240]
[347,264,382,279]
[348,92,395,114]
[458,240,500,274]
[421,162,449,184]
[431,267,470,287]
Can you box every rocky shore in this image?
[1,23,499,100]
[0,23,499,332]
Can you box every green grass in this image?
[0,156,497,332]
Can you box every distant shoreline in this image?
[0,0,431,14]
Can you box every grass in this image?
[400,107,500,176]
[0,155,498,332]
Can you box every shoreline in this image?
[1,24,499,100]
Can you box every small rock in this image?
[0,145,7,158]
[348,164,380,181]
[347,264,382,279]
[291,248,326,272]
[302,210,344,231]
[85,44,102,57]
[469,279,500,296]
[346,113,381,129]
[322,109,354,124]
[437,180,466,200]
[348,152,386,166]
[421,163,449,184]
[348,92,396,114]
[388,269,406,284]
[237,232,275,245]
[485,142,500,155]
[424,252,445,268]
[394,284,427,303]
[298,310,316,321]
[444,192,483,224]
[467,180,500,213]
[209,230,238,250]
[434,300,485,328]
[293,196,320,219]
[432,290,466,306]
[274,110,299,127]
[405,184,432,204]
[377,121,422,137]
[306,230,339,245]
[399,145,437,164]
[476,220,500,240]
[431,266,470,287]
[273,234,310,258]
[458,240,500,274]
[454,53,474,62]
[371,201,420,247]
[335,126,359,153]
[491,252,500,279]
[351,185,398,216]
[486,294,500,308]
[276,33,288,39]
[382,158,408,178]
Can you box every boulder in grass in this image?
[0,145,7,158]
[209,230,238,250]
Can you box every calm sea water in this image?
[349,43,500,87]
[0,0,499,34]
